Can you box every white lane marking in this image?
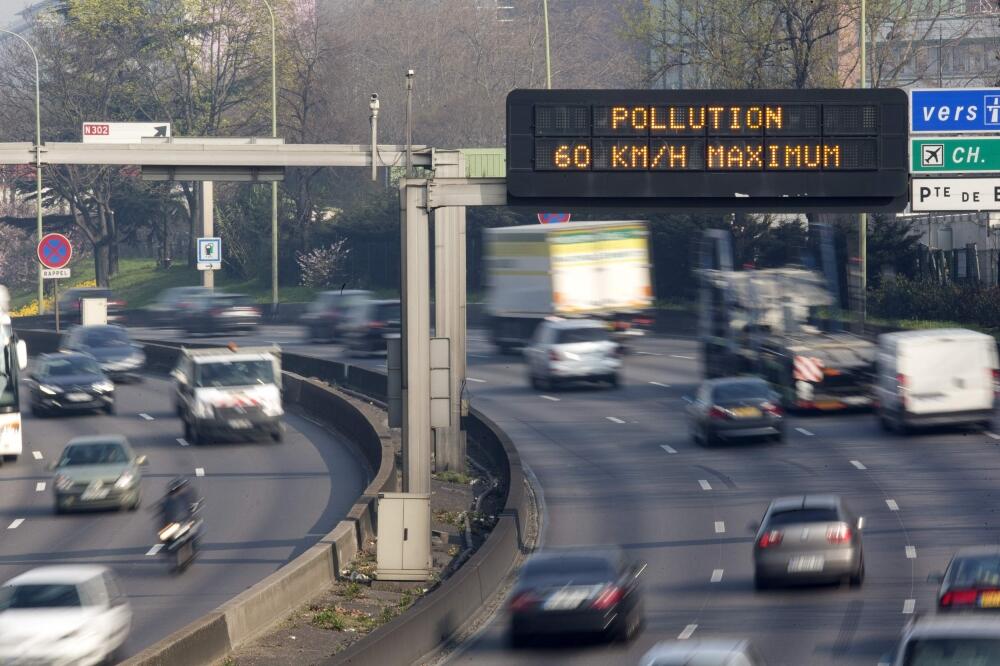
[35,482,45,492]
[195,467,205,477]
[886,499,899,511]
[903,599,916,615]
[660,444,677,454]
[636,351,663,356]
[177,438,189,447]
[678,624,698,640]
[140,413,154,421]
[540,395,560,402]
[31,451,42,460]
[988,431,1000,441]
[146,544,164,556]
[670,354,695,360]
[466,377,487,384]
[698,479,712,491]
[905,546,917,559]
[649,381,671,388]
[850,460,867,470]
[7,519,24,529]
[606,416,625,424]
[711,569,724,583]
[468,353,490,359]
[714,521,726,534]
[795,427,814,436]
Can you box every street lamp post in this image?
[859,0,867,328]
[542,0,552,89]
[260,0,279,310]
[0,29,43,314]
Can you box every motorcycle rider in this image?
[158,476,201,529]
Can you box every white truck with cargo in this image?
[875,328,998,433]
[0,287,28,465]
[484,220,654,352]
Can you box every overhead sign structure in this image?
[82,121,170,144]
[910,88,1000,134]
[506,88,909,211]
[197,236,222,271]
[537,212,570,224]
[41,268,70,279]
[37,233,72,270]
[911,177,1000,212]
[911,137,1000,173]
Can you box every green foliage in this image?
[311,608,346,631]
[870,276,1000,331]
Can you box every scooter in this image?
[157,500,203,573]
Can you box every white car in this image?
[524,318,622,390]
[0,565,132,665]
[640,638,767,665]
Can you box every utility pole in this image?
[201,181,214,290]
[858,0,868,330]
[369,94,380,182]
[542,0,552,89]
[405,70,414,177]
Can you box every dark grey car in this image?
[687,377,785,445]
[752,495,865,589]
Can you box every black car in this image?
[507,547,644,646]
[56,288,126,325]
[180,293,261,335]
[28,352,115,417]
[145,286,211,328]
[61,325,145,382]
[686,377,785,445]
[931,546,1000,611]
[300,289,372,342]
[342,299,401,353]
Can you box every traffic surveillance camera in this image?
[369,94,380,111]
[406,69,415,78]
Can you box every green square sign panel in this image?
[911,137,1000,173]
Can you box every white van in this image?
[876,328,998,433]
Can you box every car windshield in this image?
[903,638,1000,665]
[948,556,1000,588]
[555,327,610,344]
[60,443,129,466]
[713,382,770,401]
[45,357,102,377]
[83,328,130,348]
[0,584,81,609]
[195,360,273,387]
[768,508,840,526]
[0,340,15,410]
[522,556,616,585]
[213,295,252,308]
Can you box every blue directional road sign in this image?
[911,88,1000,134]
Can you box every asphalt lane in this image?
[129,324,1000,665]
[2,369,367,658]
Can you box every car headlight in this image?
[92,380,114,393]
[39,384,62,395]
[262,402,283,417]
[158,522,181,541]
[114,471,135,489]
[54,474,73,491]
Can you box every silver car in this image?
[882,615,1000,666]
[524,318,622,390]
[639,638,767,665]
[687,377,785,445]
[752,495,864,589]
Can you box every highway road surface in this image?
[130,322,1000,664]
[2,368,368,658]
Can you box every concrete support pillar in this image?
[201,181,214,290]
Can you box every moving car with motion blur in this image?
[930,546,1000,612]
[639,638,767,666]
[61,325,145,382]
[876,328,999,434]
[507,547,644,646]
[342,299,401,354]
[300,289,372,342]
[752,495,864,589]
[144,286,211,327]
[52,435,146,513]
[0,565,132,666]
[881,615,1000,666]
[524,317,622,390]
[687,377,785,445]
[172,344,284,444]
[27,352,115,417]
[57,287,126,325]
[180,292,262,335]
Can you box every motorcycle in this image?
[157,500,203,573]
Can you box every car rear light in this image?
[634,317,653,326]
[992,369,1000,399]
[761,401,783,416]
[210,308,225,316]
[709,405,730,420]
[897,373,908,410]
[509,591,541,612]
[370,321,385,329]
[549,350,561,362]
[940,589,980,607]
[110,300,125,307]
[251,307,262,315]
[826,523,852,544]
[591,585,623,610]
[758,530,783,548]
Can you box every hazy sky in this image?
[0,0,30,29]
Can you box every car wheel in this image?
[608,373,620,389]
[30,403,46,418]
[754,574,773,590]
[702,426,716,447]
[877,410,892,432]
[183,420,194,443]
[103,402,115,416]
[54,503,65,515]
[508,629,530,649]
[529,374,542,390]
[271,427,284,443]
[850,557,865,587]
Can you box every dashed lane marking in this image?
[886,499,899,511]
[649,381,670,388]
[195,467,205,477]
[606,417,626,424]
[795,427,814,436]
[711,569,724,583]
[8,519,24,529]
[988,432,1000,441]
[140,413,154,421]
[660,445,677,454]
[31,451,42,460]
[466,378,487,383]
[906,546,917,559]
[678,624,698,640]
[35,482,45,492]
[146,544,163,556]
[698,479,712,491]
[636,351,663,356]
[903,599,916,615]
[177,438,189,447]
[714,521,726,534]
[670,354,695,360]
[540,395,560,402]
[850,460,867,470]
